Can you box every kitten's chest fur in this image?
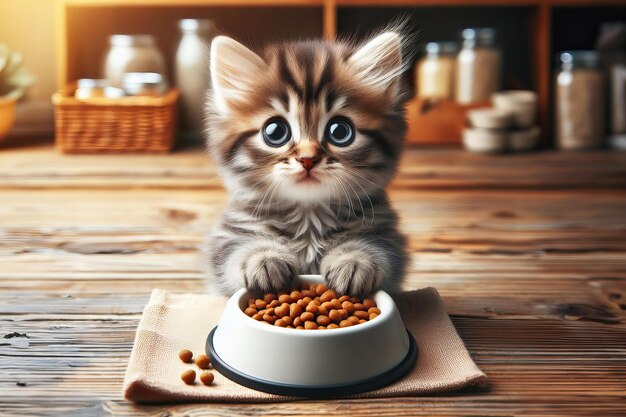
[264,203,345,273]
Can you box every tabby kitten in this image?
[205,29,409,296]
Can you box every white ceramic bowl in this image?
[509,126,540,152]
[492,90,538,128]
[207,275,416,397]
[463,127,507,153]
[467,108,513,130]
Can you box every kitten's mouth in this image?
[297,171,320,184]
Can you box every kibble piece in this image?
[330,299,342,310]
[315,284,328,296]
[369,312,379,320]
[275,304,289,318]
[302,296,313,304]
[327,323,339,329]
[304,321,318,330]
[305,304,319,314]
[247,297,256,306]
[317,315,331,326]
[359,319,367,324]
[278,294,293,304]
[290,303,303,319]
[317,306,329,316]
[200,371,215,386]
[347,316,360,325]
[255,299,268,309]
[290,291,303,301]
[282,316,293,326]
[300,312,314,322]
[301,289,313,297]
[179,349,193,363]
[342,301,355,314]
[368,307,381,315]
[265,307,275,316]
[269,299,280,308]
[296,299,308,309]
[339,320,353,328]
[195,354,211,369]
[353,303,365,311]
[363,298,376,310]
[263,293,277,303]
[354,310,369,320]
[275,318,287,327]
[329,309,342,323]
[293,317,302,327]
[320,289,337,303]
[338,295,350,303]
[244,307,257,317]
[252,313,263,321]
[349,296,360,304]
[181,369,196,384]
[296,325,304,329]
[263,314,276,324]
[337,309,349,320]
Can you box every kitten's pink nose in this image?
[297,156,321,171]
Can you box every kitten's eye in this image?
[325,117,354,147]
[262,117,291,147]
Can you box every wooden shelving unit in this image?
[56,0,626,147]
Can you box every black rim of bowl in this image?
[206,326,418,398]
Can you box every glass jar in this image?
[555,51,605,150]
[455,28,501,104]
[417,41,458,100]
[103,35,167,88]
[175,19,216,137]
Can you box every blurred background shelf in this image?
[52,0,626,148]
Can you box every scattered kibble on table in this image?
[200,371,215,386]
[195,354,211,369]
[178,349,216,386]
[243,283,379,329]
[178,349,193,363]
[180,369,196,385]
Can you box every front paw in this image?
[321,252,382,297]
[243,249,297,293]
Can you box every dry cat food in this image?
[178,349,215,386]
[181,369,196,385]
[243,283,380,330]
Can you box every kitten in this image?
[205,29,409,296]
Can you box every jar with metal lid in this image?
[417,41,458,100]
[555,51,605,150]
[103,35,167,88]
[456,28,501,104]
[175,19,216,136]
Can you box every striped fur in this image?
[204,31,409,296]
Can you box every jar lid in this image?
[77,79,110,89]
[179,19,214,32]
[109,34,156,47]
[461,28,496,47]
[558,50,600,70]
[425,41,458,55]
[122,72,167,95]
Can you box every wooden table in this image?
[1,144,625,416]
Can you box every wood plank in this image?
[1,145,626,190]
[1,151,625,415]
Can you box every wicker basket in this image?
[52,83,179,153]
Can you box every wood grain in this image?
[0,146,625,416]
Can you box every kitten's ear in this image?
[348,32,403,94]
[210,36,267,114]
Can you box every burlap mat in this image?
[123,288,486,403]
